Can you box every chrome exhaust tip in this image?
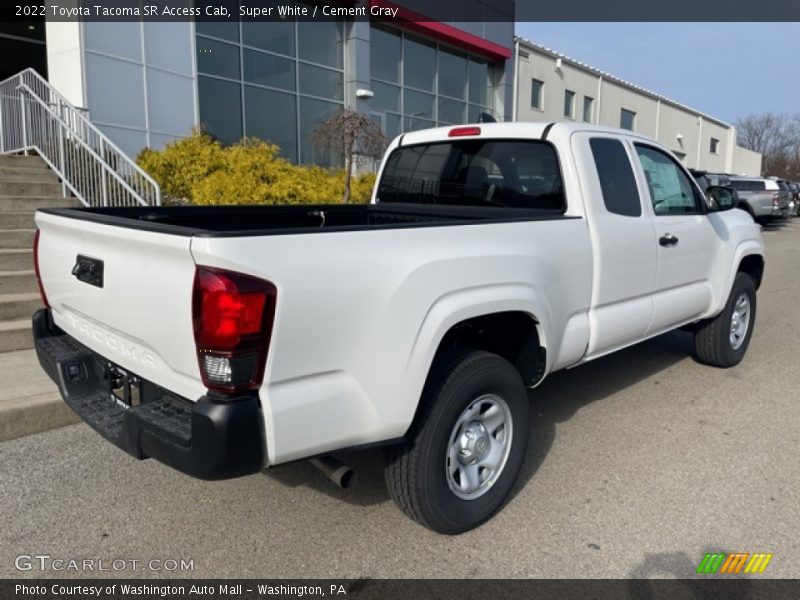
[310,455,355,489]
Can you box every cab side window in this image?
[634,144,704,215]
[590,137,642,217]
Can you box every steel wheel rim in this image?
[729,293,751,350]
[446,394,513,500]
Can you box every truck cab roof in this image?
[395,121,654,147]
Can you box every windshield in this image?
[376,140,566,211]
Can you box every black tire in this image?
[385,350,530,534]
[693,272,756,368]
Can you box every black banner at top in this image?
[5,0,800,22]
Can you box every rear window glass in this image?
[729,180,766,192]
[589,137,641,217]
[376,140,565,211]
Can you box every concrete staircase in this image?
[0,70,160,443]
[0,154,80,353]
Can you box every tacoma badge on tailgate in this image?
[71,255,104,288]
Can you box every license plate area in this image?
[108,364,141,409]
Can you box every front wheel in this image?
[385,350,530,534]
[693,272,756,367]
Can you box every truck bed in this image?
[37,202,569,237]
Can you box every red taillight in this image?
[772,192,780,206]
[448,126,481,137]
[192,266,277,395]
[33,229,50,308]
[195,269,267,349]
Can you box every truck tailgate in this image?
[35,211,205,402]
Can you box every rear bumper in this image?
[772,205,790,218]
[747,201,773,217]
[32,309,265,480]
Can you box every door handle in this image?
[659,234,679,247]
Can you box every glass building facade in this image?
[196,20,345,165]
[369,25,498,140]
[29,18,513,160]
[196,21,502,166]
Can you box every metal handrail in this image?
[0,68,160,207]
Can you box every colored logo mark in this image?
[696,552,773,574]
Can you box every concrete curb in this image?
[0,348,80,442]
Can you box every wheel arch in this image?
[429,311,546,388]
[737,253,764,290]
[711,242,764,316]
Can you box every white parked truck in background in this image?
[33,122,764,534]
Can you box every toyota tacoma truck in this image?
[32,122,764,534]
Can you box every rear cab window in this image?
[375,139,566,212]
[730,180,766,192]
[589,137,642,217]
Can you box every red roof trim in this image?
[370,0,512,62]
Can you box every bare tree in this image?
[735,112,800,178]
[312,109,386,203]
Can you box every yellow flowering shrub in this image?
[137,130,376,206]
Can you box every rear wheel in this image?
[693,272,756,367]
[385,350,530,534]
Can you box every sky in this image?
[515,22,800,124]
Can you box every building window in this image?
[620,108,636,131]
[196,37,240,80]
[531,78,544,110]
[564,90,575,118]
[710,138,719,154]
[583,96,593,122]
[0,21,48,81]
[196,20,345,165]
[369,24,497,139]
[198,76,243,145]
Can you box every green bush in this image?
[136,130,376,205]
[350,172,377,203]
[137,128,225,201]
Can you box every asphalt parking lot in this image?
[1,220,799,580]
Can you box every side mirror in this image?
[706,185,736,211]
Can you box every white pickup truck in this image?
[33,122,764,534]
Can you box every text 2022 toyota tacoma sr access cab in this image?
[32,122,764,534]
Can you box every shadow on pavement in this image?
[761,219,791,231]
[265,330,694,510]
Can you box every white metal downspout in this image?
[696,116,704,169]
[596,76,603,124]
[726,127,736,173]
[655,99,661,140]
[511,38,519,121]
